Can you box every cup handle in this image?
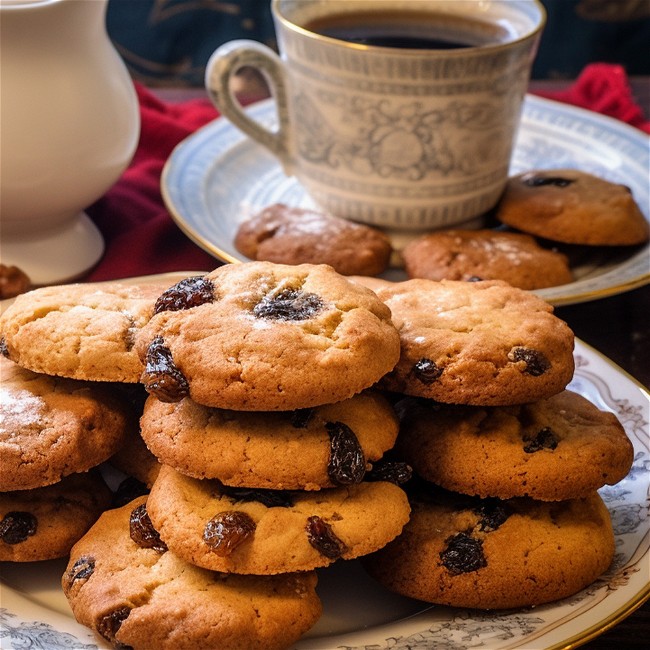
[205,39,293,175]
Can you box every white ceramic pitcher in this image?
[0,0,140,285]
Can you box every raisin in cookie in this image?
[62,496,322,650]
[146,464,410,575]
[375,279,575,405]
[0,471,112,562]
[402,229,573,289]
[0,357,134,491]
[495,169,650,245]
[362,485,614,609]
[0,281,169,382]
[234,203,393,276]
[139,389,398,490]
[394,390,633,500]
[135,262,401,410]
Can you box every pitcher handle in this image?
[205,39,293,175]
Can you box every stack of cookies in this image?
[0,356,132,563]
[0,261,413,649]
[0,281,174,565]
[356,277,634,609]
[1,282,168,563]
[128,262,412,579]
[0,261,634,647]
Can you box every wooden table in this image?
[154,79,650,648]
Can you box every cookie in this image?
[0,357,134,491]
[135,262,401,410]
[139,389,398,490]
[0,263,31,299]
[62,496,322,650]
[109,427,161,490]
[234,203,393,276]
[402,229,573,289]
[362,486,615,609]
[375,279,575,405]
[0,471,112,562]
[146,464,410,575]
[495,169,650,245]
[0,281,169,382]
[348,275,396,293]
[394,390,633,500]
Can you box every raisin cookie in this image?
[394,390,633,500]
[0,357,134,491]
[495,169,650,245]
[135,262,401,410]
[0,263,31,299]
[234,203,393,276]
[139,390,398,490]
[146,464,410,575]
[0,472,112,562]
[362,486,614,609]
[375,279,575,405]
[402,229,573,289]
[62,496,322,650]
[109,427,162,490]
[0,281,169,382]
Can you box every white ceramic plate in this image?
[1,271,649,649]
[161,95,650,307]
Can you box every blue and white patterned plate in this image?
[1,271,648,649]
[161,95,649,306]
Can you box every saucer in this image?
[162,95,650,306]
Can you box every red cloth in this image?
[85,63,649,282]
[85,86,219,281]
[534,64,650,134]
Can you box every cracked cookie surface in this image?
[62,496,322,650]
[495,169,650,245]
[135,262,401,410]
[394,390,633,500]
[362,486,614,609]
[0,281,168,382]
[0,357,135,491]
[234,203,393,276]
[375,279,575,405]
[140,389,399,490]
[402,228,573,289]
[146,464,410,575]
[0,471,112,562]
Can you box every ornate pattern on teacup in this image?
[206,0,544,230]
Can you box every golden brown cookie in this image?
[139,389,399,490]
[109,428,161,490]
[234,203,393,276]
[146,464,410,575]
[394,390,634,500]
[62,496,322,650]
[402,229,573,289]
[135,262,401,410]
[362,486,615,609]
[495,169,650,245]
[0,471,112,562]
[376,279,575,405]
[0,263,31,299]
[0,281,169,382]
[0,357,134,491]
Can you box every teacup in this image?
[205,0,545,231]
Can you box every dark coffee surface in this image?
[304,10,506,49]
